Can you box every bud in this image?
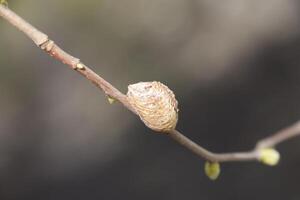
[258,148,280,166]
[127,81,178,132]
[107,96,116,104]
[204,161,221,180]
[0,0,8,6]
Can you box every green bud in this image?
[107,96,116,104]
[204,161,221,180]
[0,0,8,6]
[259,148,280,166]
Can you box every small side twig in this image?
[255,120,300,149]
[170,120,300,163]
[1,4,299,164]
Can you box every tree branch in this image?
[1,4,299,164]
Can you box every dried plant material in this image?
[127,81,178,132]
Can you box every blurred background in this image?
[1,0,300,199]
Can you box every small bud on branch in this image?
[205,161,221,180]
[259,148,280,166]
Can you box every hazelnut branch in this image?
[1,5,299,165]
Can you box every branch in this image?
[169,120,300,163]
[256,120,300,149]
[1,5,299,165]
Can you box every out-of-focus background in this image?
[1,0,300,199]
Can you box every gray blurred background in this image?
[1,0,300,199]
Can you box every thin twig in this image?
[168,129,259,162]
[255,120,300,149]
[1,5,299,163]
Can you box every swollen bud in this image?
[258,148,280,166]
[204,161,221,180]
[127,81,178,133]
